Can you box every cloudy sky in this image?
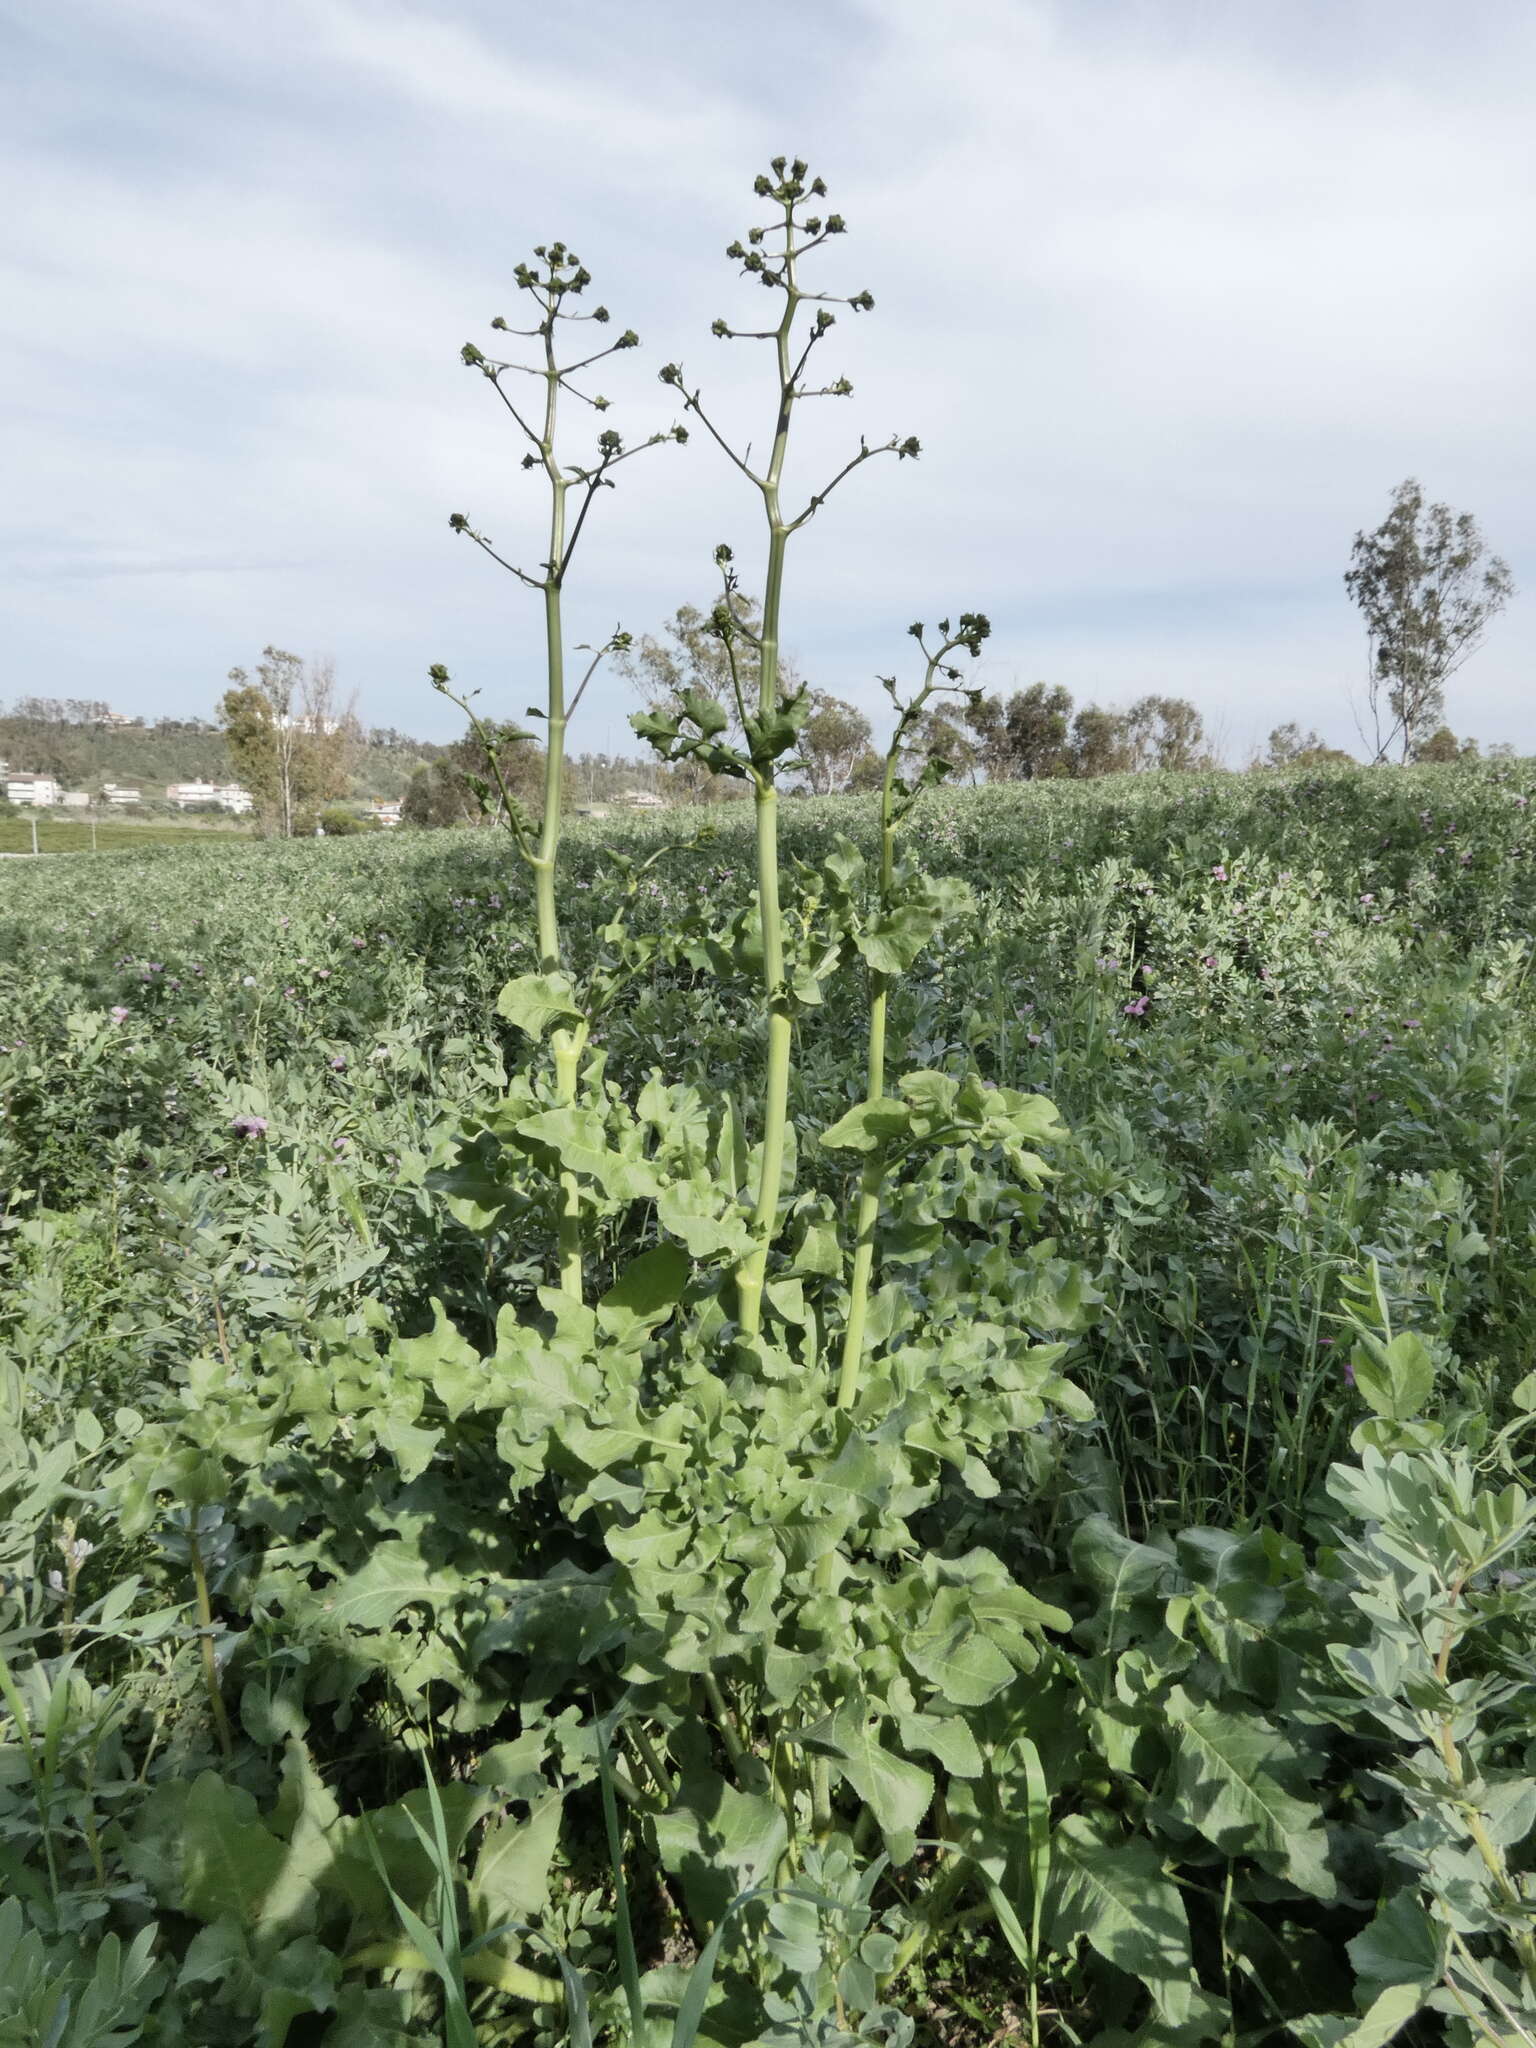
[5,0,1534,758]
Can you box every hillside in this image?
[0,710,447,802]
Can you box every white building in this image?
[61,790,91,808]
[614,789,668,810]
[165,780,253,814]
[369,797,402,826]
[101,784,142,807]
[6,773,62,807]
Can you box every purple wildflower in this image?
[1211,864,1228,882]
[1123,994,1150,1017]
[232,1115,269,1138]
[109,1005,129,1023]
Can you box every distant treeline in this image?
[0,700,450,803]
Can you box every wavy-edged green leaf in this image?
[495,972,584,1040]
[1164,1689,1335,1897]
[1045,1813,1193,2024]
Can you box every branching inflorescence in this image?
[436,242,684,1298]
[639,157,921,1337]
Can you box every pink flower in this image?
[1123,994,1150,1017]
[1211,864,1228,882]
[109,1005,129,1023]
[232,1115,269,1138]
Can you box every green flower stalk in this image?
[438,243,684,1298]
[652,158,920,1337]
[835,615,990,1407]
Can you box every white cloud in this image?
[2,0,1532,759]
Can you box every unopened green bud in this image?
[428,663,450,685]
[673,425,689,443]
[598,428,622,456]
[616,329,639,348]
[754,173,773,196]
[908,622,925,638]
[593,304,610,321]
[659,362,682,386]
[593,395,610,411]
[490,316,508,331]
[897,436,921,459]
[826,213,845,234]
[448,513,469,532]
[460,342,485,365]
[714,542,734,564]
[711,318,730,338]
[850,290,875,312]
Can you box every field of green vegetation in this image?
[4,759,1536,2046]
[0,816,247,857]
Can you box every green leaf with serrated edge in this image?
[495,972,583,1039]
[653,1770,788,1932]
[512,1107,662,1201]
[1289,1983,1425,2048]
[895,1710,983,1778]
[903,1587,1016,1707]
[1164,1689,1335,1897]
[820,1098,911,1153]
[800,1704,935,1847]
[656,1178,755,1261]
[314,1541,468,1632]
[1045,1813,1193,2024]
[1347,1891,1447,1991]
[596,1244,690,1338]
[179,1772,289,1927]
[473,1788,564,1926]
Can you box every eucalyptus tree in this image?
[1346,479,1514,763]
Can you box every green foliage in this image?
[4,148,1536,2048]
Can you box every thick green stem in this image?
[536,476,585,1302]
[187,1525,233,1762]
[534,578,566,973]
[835,768,899,1406]
[738,484,792,1334]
